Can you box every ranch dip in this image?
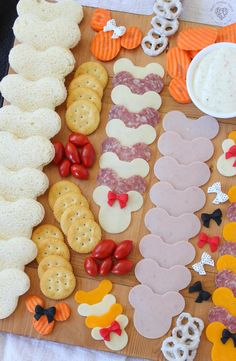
[192,47,236,114]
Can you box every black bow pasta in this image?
[34,304,56,323]
[201,208,222,228]
[221,328,236,347]
[189,281,211,303]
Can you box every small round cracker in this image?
[38,255,73,279]
[60,205,94,235]
[67,219,101,253]
[53,192,89,222]
[32,224,64,245]
[48,181,81,210]
[66,100,100,135]
[66,87,102,111]
[74,62,108,88]
[69,74,103,98]
[40,267,76,300]
[36,238,70,263]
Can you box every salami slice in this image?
[208,306,236,332]
[97,168,146,194]
[109,105,160,128]
[112,71,164,94]
[219,241,236,257]
[102,137,151,162]
[227,203,236,221]
[216,270,236,296]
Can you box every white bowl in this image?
[186,42,236,119]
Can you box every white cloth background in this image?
[74,0,155,15]
[0,331,144,361]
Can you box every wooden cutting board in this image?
[0,7,235,361]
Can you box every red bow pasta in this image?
[107,191,128,208]
[197,232,220,252]
[225,145,236,166]
[100,320,122,341]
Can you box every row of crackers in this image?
[33,180,102,300]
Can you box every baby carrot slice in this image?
[121,27,143,50]
[188,50,199,59]
[32,316,55,336]
[168,78,192,104]
[217,23,236,43]
[54,303,71,322]
[166,47,191,79]
[91,31,121,61]
[177,26,217,50]
[90,9,111,32]
[25,295,45,313]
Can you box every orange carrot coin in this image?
[91,31,121,61]
[121,27,143,50]
[32,316,55,336]
[217,23,236,43]
[169,78,192,104]
[177,26,217,50]
[25,295,45,313]
[54,303,71,322]
[90,9,111,32]
[188,50,199,59]
[166,47,191,79]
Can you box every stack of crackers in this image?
[33,180,102,300]
[66,62,108,135]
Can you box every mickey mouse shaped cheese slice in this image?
[206,322,236,361]
[91,314,129,351]
[217,139,236,177]
[93,185,143,233]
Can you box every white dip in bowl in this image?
[187,42,236,118]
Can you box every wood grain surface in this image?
[0,7,235,361]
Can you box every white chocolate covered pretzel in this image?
[161,338,197,361]
[153,0,183,20]
[161,313,204,361]
[151,16,179,37]
[141,29,168,57]
[176,313,204,334]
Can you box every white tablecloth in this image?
[0,331,144,361]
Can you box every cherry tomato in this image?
[81,143,96,168]
[71,164,89,180]
[65,142,81,164]
[114,240,133,260]
[59,159,71,177]
[111,260,133,275]
[52,141,64,165]
[84,257,98,277]
[99,257,113,276]
[69,133,90,147]
[92,239,117,260]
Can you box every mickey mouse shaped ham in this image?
[129,284,185,339]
